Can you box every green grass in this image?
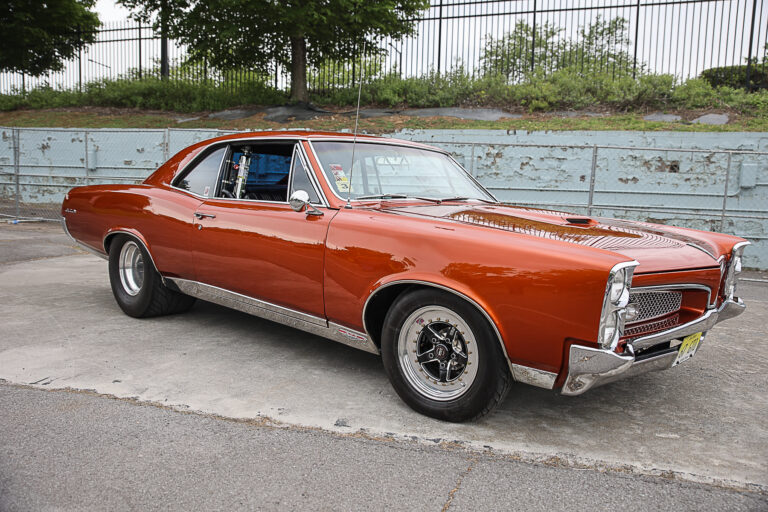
[2,108,767,133]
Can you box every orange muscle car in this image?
[61,131,749,421]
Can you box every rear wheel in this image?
[381,288,511,422]
[108,235,195,318]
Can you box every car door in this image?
[191,140,335,320]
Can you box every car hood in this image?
[382,203,724,273]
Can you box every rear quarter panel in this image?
[62,184,201,279]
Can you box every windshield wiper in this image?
[418,196,499,204]
[356,193,410,200]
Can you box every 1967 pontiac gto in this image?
[62,131,749,422]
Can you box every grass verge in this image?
[1,107,766,133]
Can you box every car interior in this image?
[219,142,294,202]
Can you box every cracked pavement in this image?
[1,223,767,510]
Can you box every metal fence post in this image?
[138,21,143,80]
[720,152,732,231]
[84,130,90,185]
[530,0,537,72]
[745,0,759,91]
[587,145,598,215]
[163,129,170,161]
[77,25,83,92]
[437,0,443,74]
[632,0,641,79]
[160,1,169,79]
[469,143,476,176]
[13,128,20,220]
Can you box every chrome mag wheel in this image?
[397,305,479,401]
[118,240,145,296]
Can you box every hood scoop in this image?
[565,217,593,225]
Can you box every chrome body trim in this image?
[165,277,380,355]
[102,229,160,275]
[629,283,713,310]
[599,260,639,350]
[685,242,717,260]
[61,216,108,260]
[509,364,558,389]
[562,297,746,395]
[360,279,543,384]
[562,345,676,396]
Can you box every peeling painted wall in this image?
[1,127,766,269]
[397,130,768,270]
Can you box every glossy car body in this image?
[62,131,749,400]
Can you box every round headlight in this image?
[609,269,627,303]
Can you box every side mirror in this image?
[289,190,323,216]
[289,190,310,212]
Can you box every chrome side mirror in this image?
[289,190,323,216]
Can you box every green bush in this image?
[2,69,767,117]
[700,65,768,91]
[0,77,286,112]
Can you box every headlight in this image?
[723,242,750,300]
[609,268,628,304]
[598,261,638,350]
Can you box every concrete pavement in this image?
[2,384,766,511]
[1,223,767,501]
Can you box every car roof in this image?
[196,130,439,152]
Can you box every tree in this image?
[118,0,429,102]
[481,16,634,83]
[0,0,100,76]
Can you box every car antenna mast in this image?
[345,41,366,209]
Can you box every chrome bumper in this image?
[561,297,746,396]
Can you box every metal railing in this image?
[1,0,766,94]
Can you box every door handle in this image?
[194,212,216,219]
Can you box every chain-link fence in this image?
[1,127,766,268]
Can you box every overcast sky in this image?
[95,0,131,22]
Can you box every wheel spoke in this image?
[453,351,468,365]
[426,324,446,342]
[439,364,447,382]
[416,350,437,364]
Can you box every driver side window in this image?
[218,142,293,201]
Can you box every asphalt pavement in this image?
[1,223,767,510]
[2,384,766,511]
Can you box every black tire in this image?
[108,234,195,318]
[381,288,512,422]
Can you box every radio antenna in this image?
[345,40,366,209]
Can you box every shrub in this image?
[701,64,768,91]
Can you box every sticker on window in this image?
[203,186,210,197]
[330,164,349,192]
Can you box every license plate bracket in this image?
[673,332,703,366]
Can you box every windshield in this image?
[311,141,495,202]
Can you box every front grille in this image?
[627,290,683,324]
[624,313,680,338]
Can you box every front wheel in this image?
[381,289,511,422]
[108,235,195,318]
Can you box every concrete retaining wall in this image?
[1,127,766,268]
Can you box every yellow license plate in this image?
[673,332,702,366]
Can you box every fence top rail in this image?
[3,127,768,156]
[409,140,768,156]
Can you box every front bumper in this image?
[561,297,746,396]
